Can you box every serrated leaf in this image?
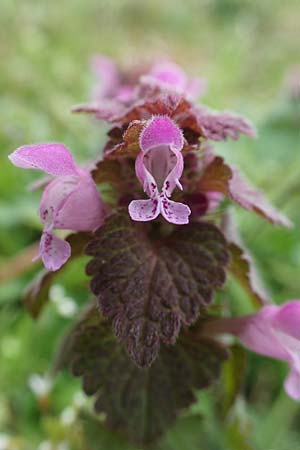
[199,156,292,227]
[105,120,145,160]
[85,210,228,368]
[115,94,191,125]
[228,243,270,307]
[24,232,92,318]
[59,304,228,446]
[193,107,256,141]
[92,159,124,185]
[221,208,270,307]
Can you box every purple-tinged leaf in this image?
[221,209,270,307]
[199,156,292,227]
[56,303,228,446]
[85,210,229,368]
[104,120,145,159]
[228,243,270,307]
[192,107,256,141]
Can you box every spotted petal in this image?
[129,198,160,222]
[39,171,105,231]
[39,231,71,272]
[160,197,191,225]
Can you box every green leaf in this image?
[80,412,133,450]
[219,344,247,418]
[58,303,228,447]
[85,210,229,368]
[157,415,205,450]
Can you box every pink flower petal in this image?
[284,367,300,400]
[140,116,184,153]
[39,171,105,232]
[131,116,188,225]
[236,306,289,361]
[128,198,160,222]
[272,301,300,341]
[164,149,184,196]
[140,60,206,100]
[186,77,207,99]
[91,55,120,99]
[55,171,105,231]
[9,143,78,176]
[160,197,191,225]
[39,176,79,228]
[39,231,71,271]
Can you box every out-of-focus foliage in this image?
[0,0,300,449]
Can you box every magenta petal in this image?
[134,151,148,189]
[272,301,300,340]
[128,198,160,222]
[55,171,105,231]
[40,171,105,232]
[9,143,78,176]
[164,149,184,196]
[186,77,207,99]
[40,231,71,271]
[91,55,120,99]
[144,61,206,100]
[237,306,289,361]
[284,367,300,400]
[149,61,187,90]
[39,176,79,227]
[140,116,183,153]
[160,198,191,225]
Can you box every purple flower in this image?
[141,60,207,100]
[128,116,191,224]
[205,301,300,400]
[91,55,135,103]
[9,143,105,271]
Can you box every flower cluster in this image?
[8,56,299,410]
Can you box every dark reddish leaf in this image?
[91,159,124,185]
[105,120,144,159]
[198,156,232,193]
[57,303,228,446]
[199,156,292,227]
[85,210,229,368]
[114,93,191,124]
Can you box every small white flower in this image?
[60,406,76,425]
[28,374,52,397]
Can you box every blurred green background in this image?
[0,0,300,449]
